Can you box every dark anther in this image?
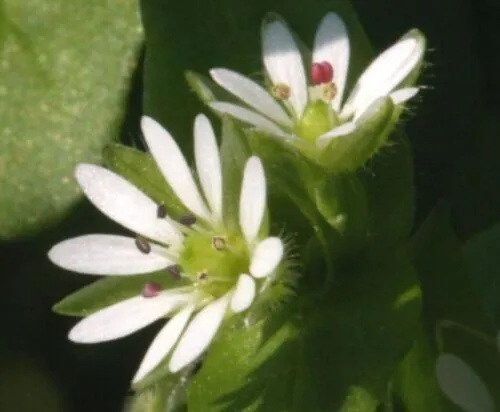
[142,282,162,298]
[157,203,167,218]
[135,236,151,254]
[198,271,208,281]
[212,236,226,251]
[178,214,197,226]
[166,264,182,280]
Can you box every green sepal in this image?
[314,174,368,253]
[103,143,188,218]
[127,371,190,412]
[187,247,420,411]
[320,97,395,173]
[53,271,189,317]
[185,71,236,107]
[219,116,251,233]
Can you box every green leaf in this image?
[0,0,142,239]
[188,247,420,411]
[103,144,188,219]
[53,271,189,317]
[463,222,500,328]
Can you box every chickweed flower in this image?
[49,114,285,383]
[209,12,424,152]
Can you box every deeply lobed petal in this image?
[342,31,424,119]
[250,237,284,278]
[141,117,211,221]
[69,292,190,343]
[48,234,173,275]
[132,304,195,383]
[169,294,231,373]
[312,13,350,111]
[210,102,291,139]
[230,274,256,313]
[210,68,293,128]
[262,17,308,119]
[239,156,267,245]
[194,114,223,223]
[75,164,182,245]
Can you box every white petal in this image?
[316,122,356,149]
[210,68,292,127]
[169,294,230,373]
[313,13,350,111]
[343,34,424,118]
[141,117,211,221]
[230,274,256,313]
[210,102,291,139]
[250,237,283,278]
[436,353,494,412]
[48,234,173,275]
[389,87,419,105]
[69,292,189,343]
[132,305,194,383]
[194,114,223,222]
[239,156,266,245]
[262,18,308,119]
[75,164,182,245]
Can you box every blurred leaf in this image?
[54,271,189,317]
[463,222,500,328]
[0,0,143,239]
[188,247,420,411]
[103,143,188,219]
[407,205,500,410]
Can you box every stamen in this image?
[157,203,166,218]
[198,271,208,282]
[178,214,197,226]
[142,282,162,298]
[135,236,151,254]
[211,236,227,251]
[322,82,338,102]
[310,61,334,85]
[166,264,182,280]
[272,83,291,100]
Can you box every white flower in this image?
[209,12,425,149]
[48,114,284,383]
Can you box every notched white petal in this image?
[48,234,172,275]
[239,156,267,245]
[75,164,182,244]
[436,354,494,412]
[169,294,230,373]
[316,122,356,149]
[250,237,284,278]
[230,274,256,313]
[210,102,291,139]
[141,116,210,221]
[210,68,292,127]
[132,305,194,383]
[313,12,350,111]
[262,18,307,119]
[194,114,223,222]
[343,33,424,118]
[68,292,189,343]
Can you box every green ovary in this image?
[295,100,340,143]
[178,231,250,297]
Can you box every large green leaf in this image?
[0,0,143,238]
[188,247,420,411]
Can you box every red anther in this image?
[142,282,162,298]
[310,61,334,85]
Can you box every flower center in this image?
[178,231,249,297]
[310,61,334,85]
[295,100,340,143]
